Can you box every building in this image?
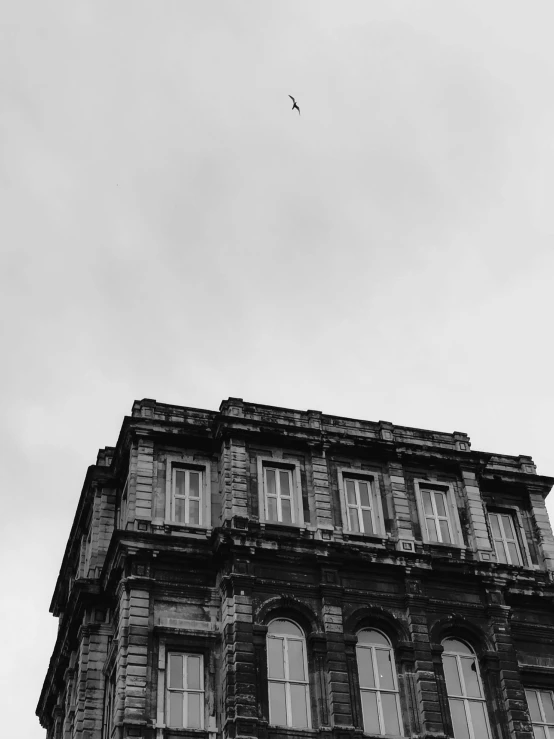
[37,397,554,739]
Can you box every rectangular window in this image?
[264,467,295,524]
[344,478,376,535]
[489,512,522,566]
[172,468,203,526]
[422,488,453,544]
[167,653,204,729]
[414,480,463,547]
[525,688,554,738]
[117,475,129,530]
[102,673,115,739]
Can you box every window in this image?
[414,481,463,547]
[442,638,492,739]
[166,653,204,729]
[356,629,403,736]
[117,475,129,530]
[338,469,385,537]
[257,458,305,526]
[264,467,295,524]
[345,478,376,534]
[422,488,453,544]
[488,512,522,565]
[267,620,310,728]
[83,528,93,577]
[101,673,115,739]
[172,468,203,525]
[525,688,554,738]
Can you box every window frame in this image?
[101,671,115,739]
[257,456,305,527]
[165,456,211,529]
[356,628,404,737]
[441,638,492,739]
[487,506,532,567]
[266,619,311,729]
[525,687,554,738]
[165,652,205,730]
[337,468,386,537]
[414,480,464,548]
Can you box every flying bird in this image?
[289,95,300,115]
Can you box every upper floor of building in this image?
[49,397,554,620]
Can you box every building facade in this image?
[37,397,554,739]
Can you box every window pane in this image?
[381,692,401,736]
[268,638,285,679]
[526,690,542,722]
[439,519,452,544]
[349,508,360,532]
[358,482,370,508]
[266,469,276,496]
[175,470,186,496]
[287,639,305,681]
[534,727,547,739]
[461,658,481,698]
[427,517,439,542]
[468,700,490,739]
[279,470,291,497]
[449,698,470,739]
[501,514,513,538]
[376,648,395,691]
[359,630,390,647]
[361,690,380,734]
[346,479,356,505]
[435,492,447,518]
[267,496,278,521]
[547,727,554,739]
[443,655,462,695]
[489,514,501,538]
[189,471,200,498]
[290,683,309,728]
[495,540,507,563]
[269,620,302,636]
[281,498,292,524]
[507,542,520,566]
[542,691,554,723]
[356,647,375,688]
[423,491,433,515]
[269,682,287,726]
[362,509,374,535]
[169,655,183,689]
[187,656,201,690]
[175,498,186,524]
[443,639,472,656]
[169,692,184,728]
[189,499,200,525]
[187,692,202,728]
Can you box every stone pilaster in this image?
[220,561,257,739]
[405,576,447,738]
[320,570,345,727]
[460,468,493,562]
[486,589,533,739]
[528,485,554,571]
[388,462,415,545]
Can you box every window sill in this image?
[161,522,212,537]
[341,532,387,547]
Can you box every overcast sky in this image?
[2,1,554,735]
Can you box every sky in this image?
[1,1,554,735]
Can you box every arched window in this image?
[442,638,492,739]
[356,629,403,736]
[266,619,310,728]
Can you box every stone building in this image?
[37,397,554,739]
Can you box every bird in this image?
[289,95,300,115]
